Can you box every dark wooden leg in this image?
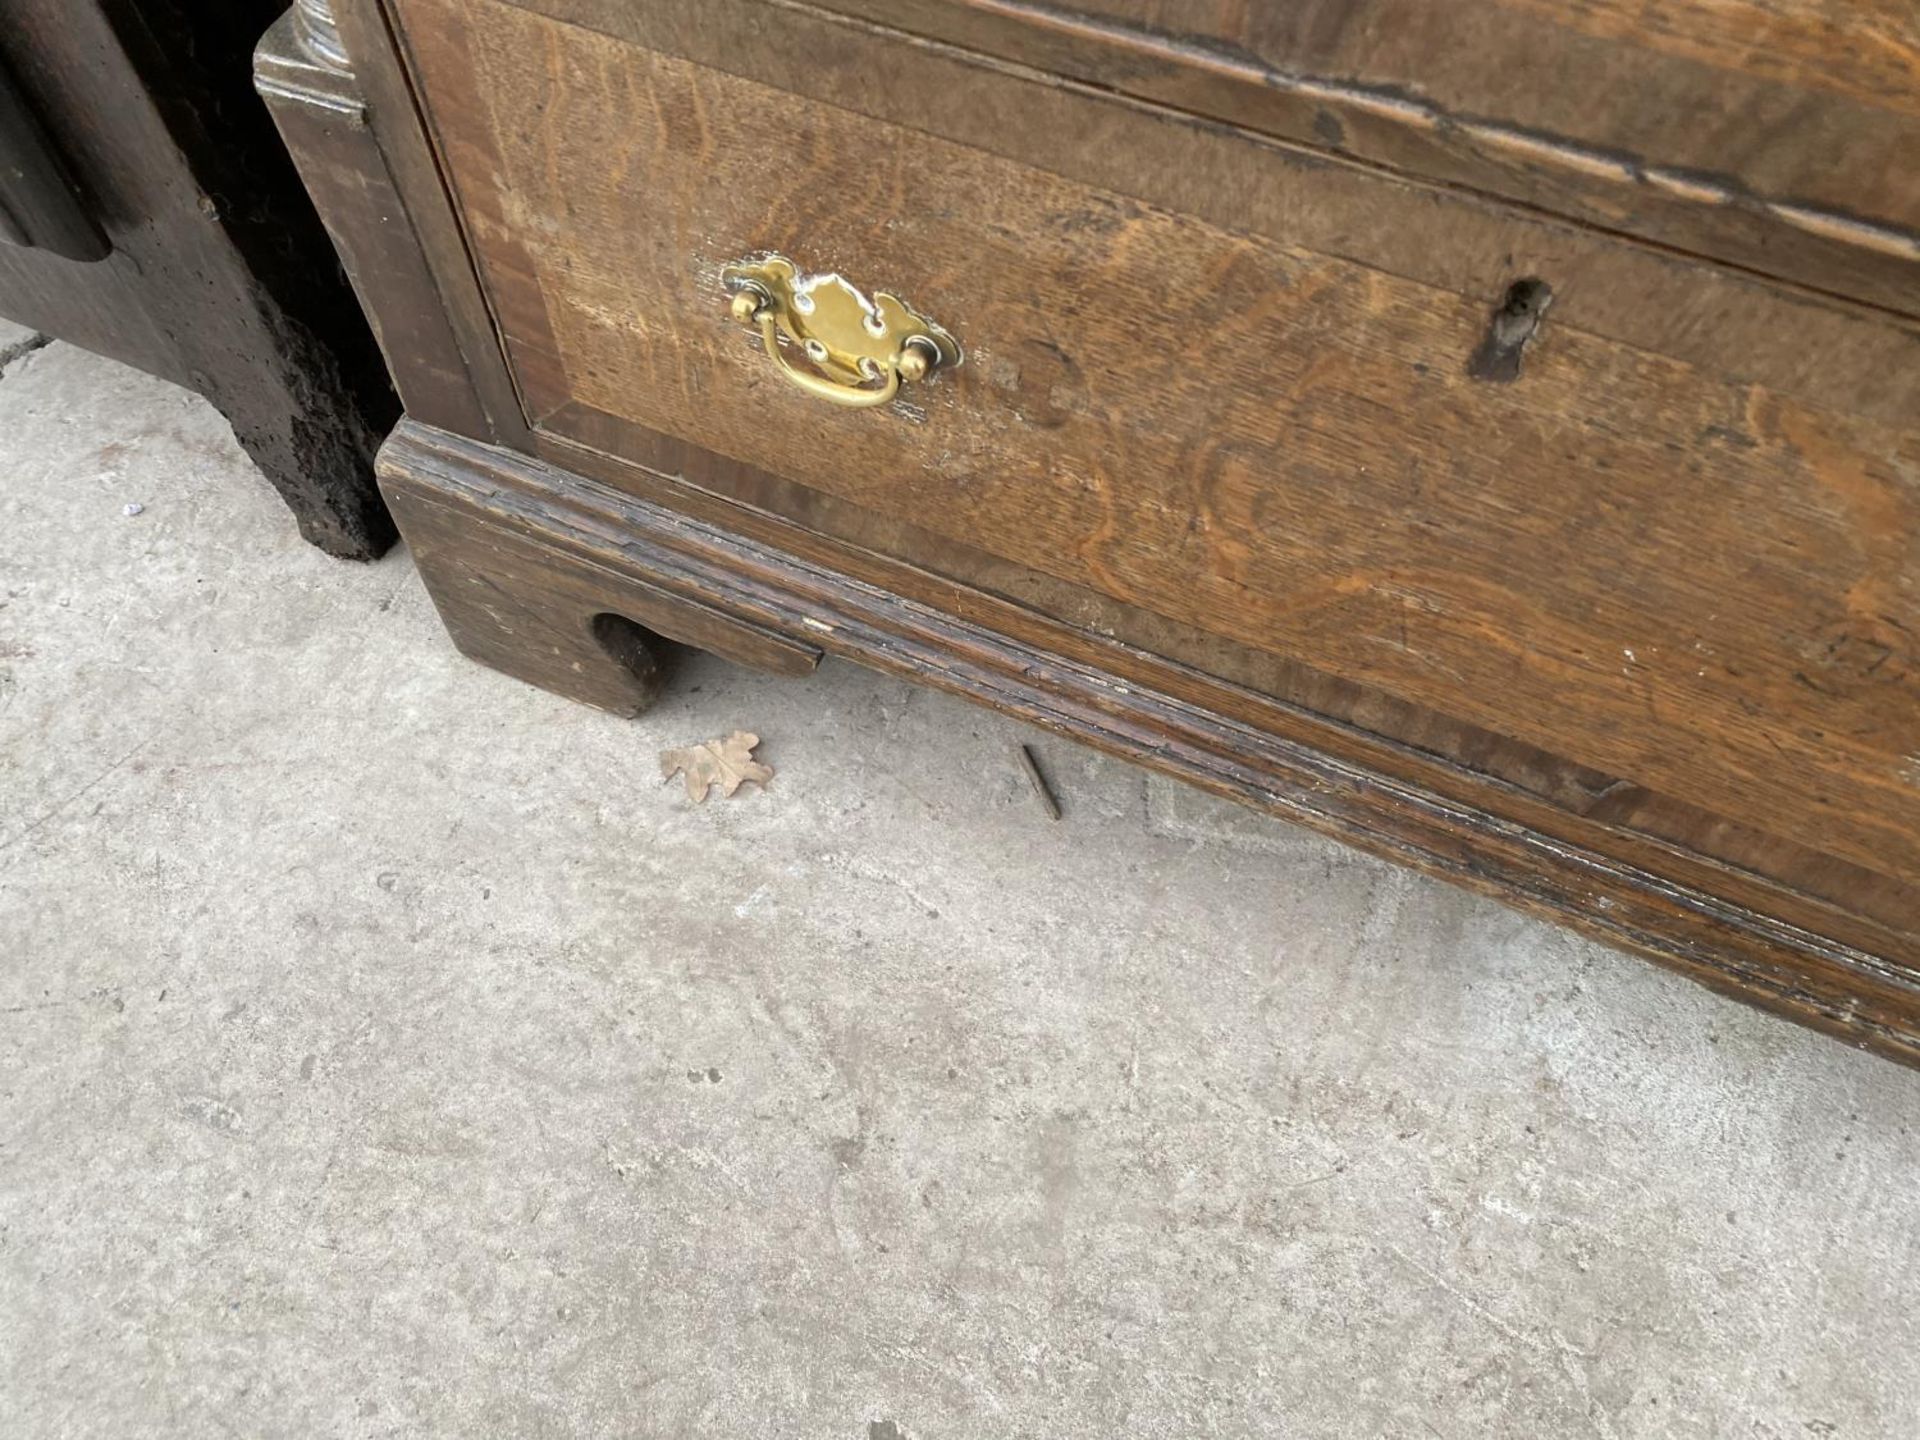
[208,332,395,561]
[0,0,396,558]
[383,471,673,716]
[377,423,822,716]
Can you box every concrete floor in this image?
[2,337,1917,1438]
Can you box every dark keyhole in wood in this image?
[1467,278,1552,382]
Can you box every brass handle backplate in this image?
[722,254,960,409]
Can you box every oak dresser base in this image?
[378,420,1920,1067]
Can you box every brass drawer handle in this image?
[723,255,959,409]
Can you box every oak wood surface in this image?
[380,418,1920,1066]
[797,0,1920,315]
[390,0,1920,887]
[259,0,1920,1057]
[387,459,824,713]
[256,5,495,440]
[299,0,1920,960]
[328,0,535,447]
[481,0,1920,432]
[1024,0,1920,201]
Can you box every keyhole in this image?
[1466,277,1552,383]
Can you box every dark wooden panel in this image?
[386,478,826,709]
[392,0,1920,885]
[0,55,109,261]
[600,573,823,677]
[0,0,396,558]
[379,418,1920,1068]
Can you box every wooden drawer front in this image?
[989,0,1920,230]
[393,0,1920,885]
[803,0,1920,316]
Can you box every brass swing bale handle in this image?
[729,289,938,407]
[723,254,960,410]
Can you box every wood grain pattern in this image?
[1013,0,1920,125]
[533,406,1920,949]
[814,0,1920,234]
[490,0,1920,430]
[736,0,1920,319]
[276,0,1920,1056]
[379,418,1920,1067]
[328,0,535,447]
[392,0,1920,886]
[256,4,494,439]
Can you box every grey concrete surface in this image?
[2,341,1917,1439]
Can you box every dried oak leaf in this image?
[659,730,774,803]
